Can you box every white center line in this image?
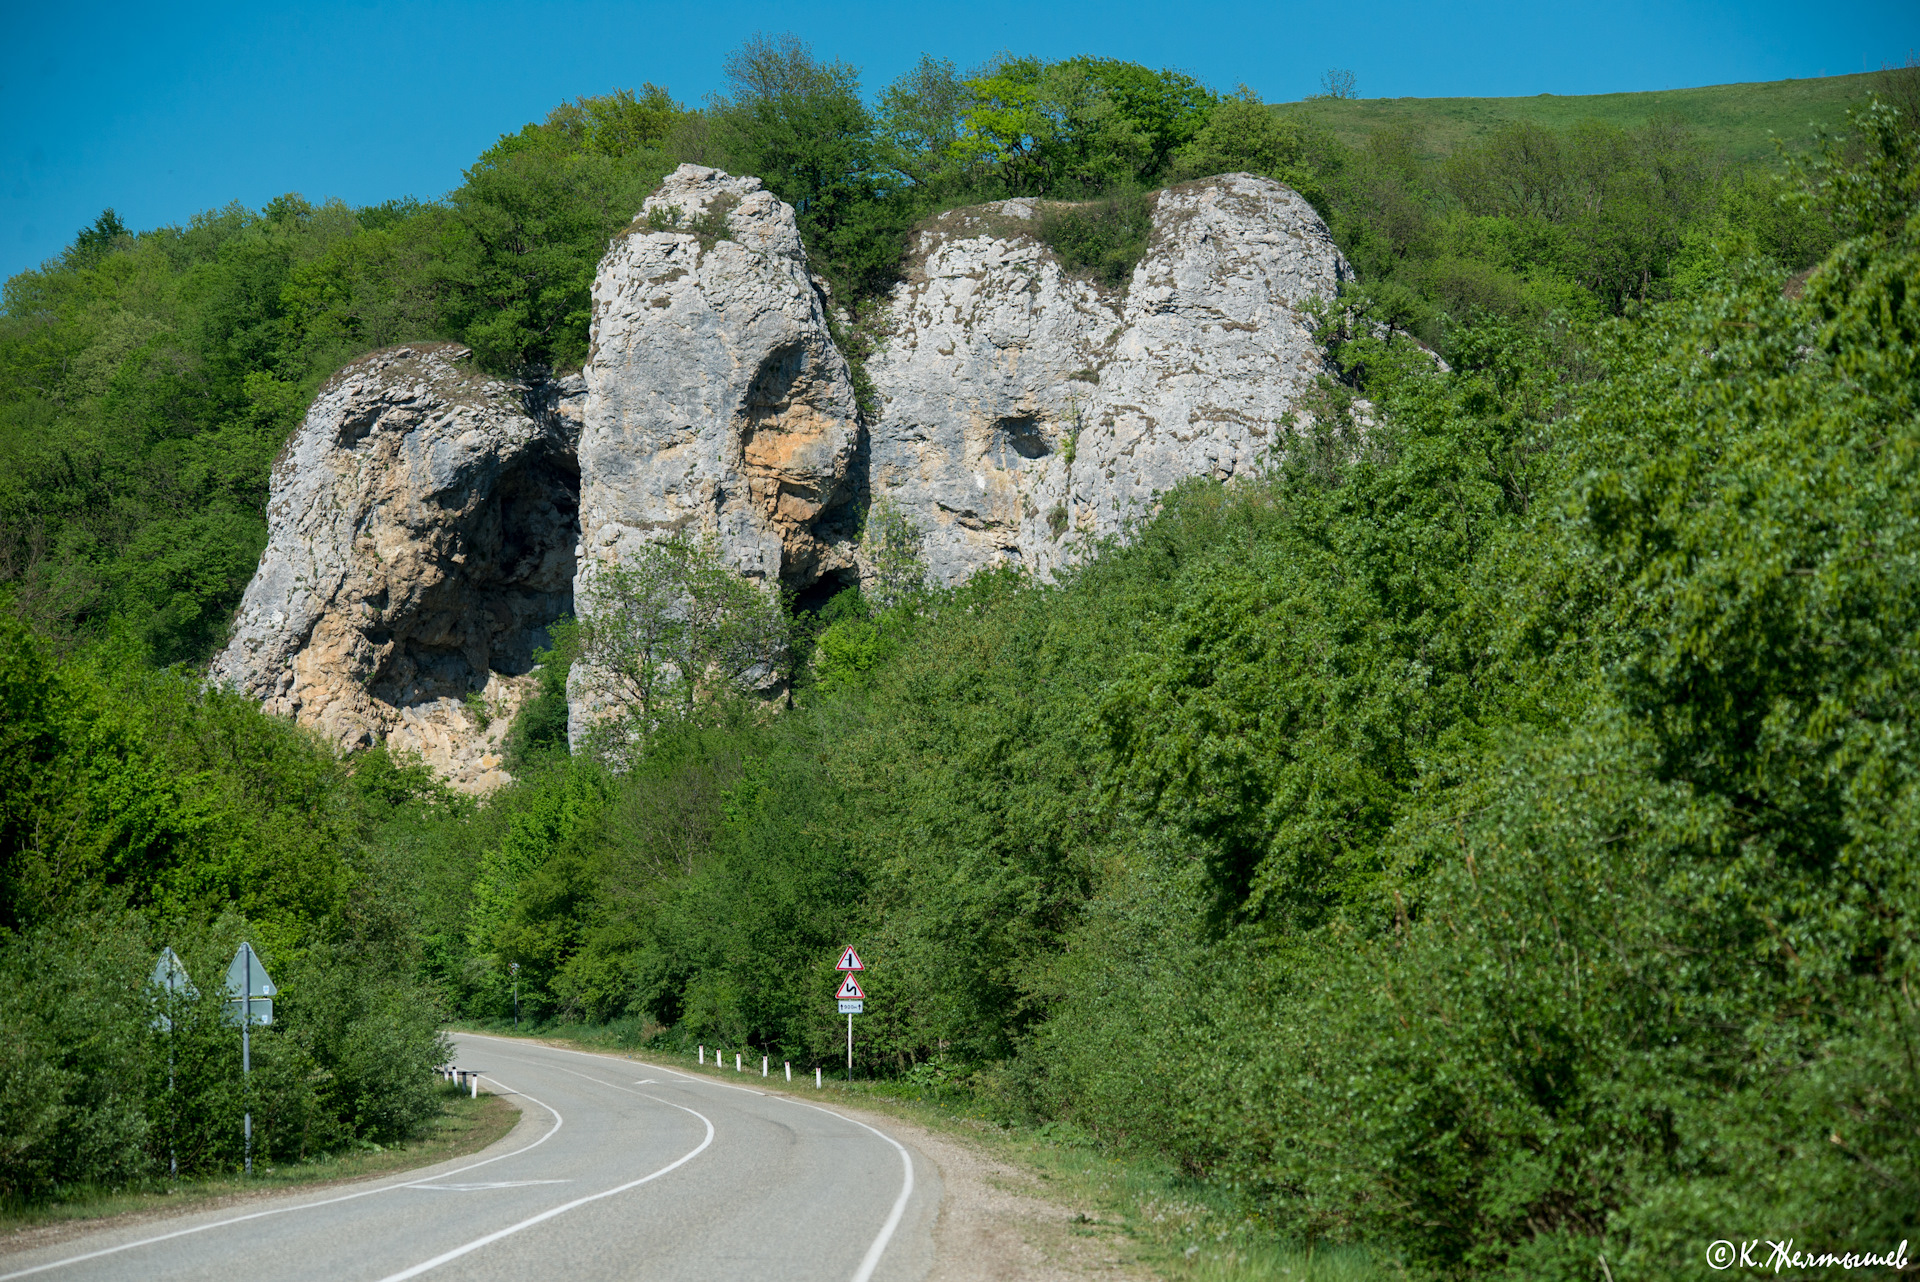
[464,1036,921,1274]
[372,1096,715,1282]
[464,1034,918,1282]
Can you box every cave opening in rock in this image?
[364,441,579,711]
[996,415,1051,459]
[791,568,860,618]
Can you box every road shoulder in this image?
[0,1090,522,1259]
[465,1032,1157,1281]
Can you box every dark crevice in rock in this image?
[996,415,1051,459]
[365,442,579,707]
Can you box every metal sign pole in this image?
[150,948,194,1180]
[221,942,275,1179]
[243,948,252,1176]
[834,946,866,1085]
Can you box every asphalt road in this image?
[1,1032,938,1282]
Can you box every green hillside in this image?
[4,41,1917,1271]
[1284,70,1884,160]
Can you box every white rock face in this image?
[218,170,1350,785]
[867,175,1350,583]
[578,165,861,591]
[210,343,580,793]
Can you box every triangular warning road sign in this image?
[835,946,865,971]
[835,974,866,1000]
[224,942,277,998]
[150,948,196,997]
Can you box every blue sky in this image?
[2,0,1913,282]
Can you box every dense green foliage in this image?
[4,40,1912,1266]
[0,616,453,1198]
[434,97,1916,1277]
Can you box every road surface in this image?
[0,1032,938,1282]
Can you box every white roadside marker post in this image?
[471,1073,478,1099]
[762,1055,768,1077]
[816,1067,822,1089]
[735,1052,741,1072]
[785,1061,791,1082]
[698,1045,704,1065]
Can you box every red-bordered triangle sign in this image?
[835,974,866,1000]
[835,947,865,971]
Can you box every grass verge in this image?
[454,1022,1402,1281]
[0,1083,518,1248]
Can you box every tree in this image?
[573,534,789,754]
[67,209,129,264]
[876,55,970,191]
[1316,68,1357,100]
[1169,88,1316,196]
[543,85,685,159]
[954,56,1215,196]
[707,33,903,298]
[711,34,875,229]
[858,498,927,611]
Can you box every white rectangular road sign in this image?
[838,1000,864,1014]
[224,997,274,1026]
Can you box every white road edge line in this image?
[373,1096,715,1282]
[781,1099,916,1282]
[461,1032,917,1281]
[0,1078,565,1282]
[458,1031,766,1094]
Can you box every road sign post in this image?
[833,963,866,1082]
[149,949,195,1179]
[225,943,277,1176]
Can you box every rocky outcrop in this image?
[210,343,580,792]
[867,175,1350,583]
[216,169,1350,787]
[578,165,862,592]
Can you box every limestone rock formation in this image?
[867,174,1350,583]
[210,343,579,792]
[216,169,1349,786]
[578,164,862,591]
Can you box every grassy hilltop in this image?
[1287,69,1883,160]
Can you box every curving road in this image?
[0,1033,939,1282]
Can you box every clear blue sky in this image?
[3,0,1913,283]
